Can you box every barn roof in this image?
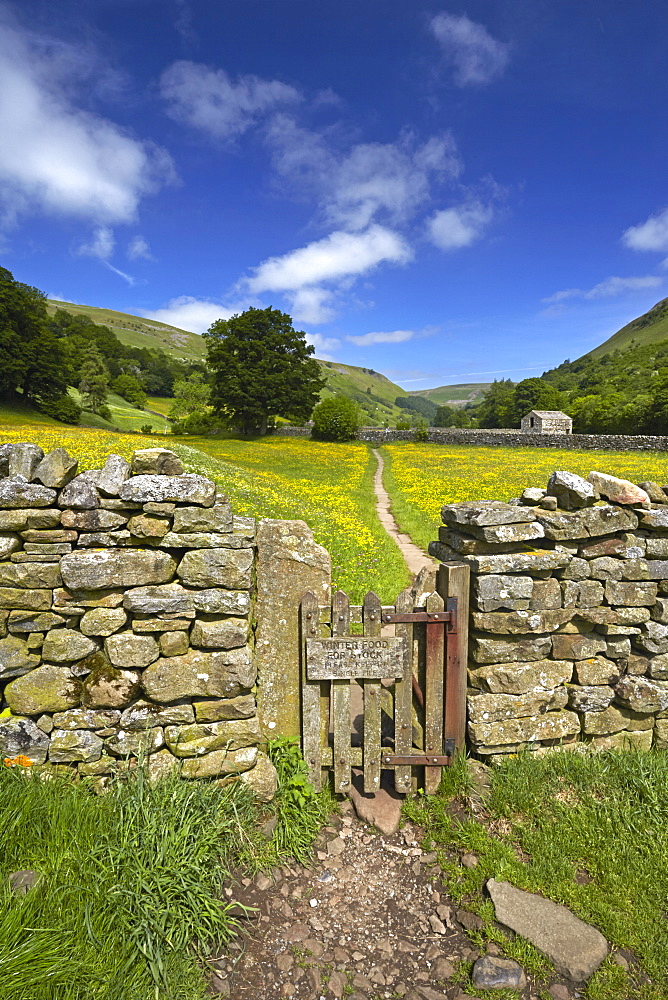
[525,410,572,420]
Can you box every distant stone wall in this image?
[0,442,329,798]
[274,426,668,451]
[429,471,668,762]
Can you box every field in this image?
[380,441,668,549]
[0,410,409,602]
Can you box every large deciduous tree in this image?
[204,307,326,434]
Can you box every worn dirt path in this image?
[372,449,437,578]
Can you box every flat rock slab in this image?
[347,767,403,835]
[487,878,608,981]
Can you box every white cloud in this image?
[127,236,153,260]
[427,201,494,250]
[347,329,416,346]
[288,287,336,325]
[78,226,115,260]
[622,209,668,252]
[543,274,663,304]
[267,116,461,231]
[306,332,341,360]
[0,20,173,227]
[431,13,510,87]
[243,225,412,324]
[160,61,301,140]
[141,295,233,333]
[246,226,412,293]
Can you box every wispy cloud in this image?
[0,16,173,228]
[427,200,494,250]
[127,235,153,260]
[266,117,461,231]
[77,226,135,284]
[243,225,412,324]
[622,208,668,252]
[543,274,663,304]
[347,329,416,347]
[430,13,510,87]
[160,61,301,141]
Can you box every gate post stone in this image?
[254,520,331,739]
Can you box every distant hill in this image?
[46,299,413,425]
[579,297,668,360]
[409,382,492,407]
[47,300,207,364]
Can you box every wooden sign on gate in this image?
[305,635,405,680]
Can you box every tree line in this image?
[0,266,205,424]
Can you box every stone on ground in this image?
[487,878,608,980]
[347,768,403,835]
[472,954,526,989]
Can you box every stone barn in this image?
[521,410,572,434]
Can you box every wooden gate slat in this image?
[424,591,445,794]
[362,591,382,793]
[301,591,323,791]
[438,562,470,752]
[332,590,352,793]
[393,588,414,793]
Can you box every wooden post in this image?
[393,588,414,793]
[332,590,352,793]
[301,591,323,790]
[362,591,382,793]
[438,562,470,753]
[423,591,445,793]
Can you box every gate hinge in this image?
[382,738,455,767]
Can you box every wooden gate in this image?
[300,563,469,795]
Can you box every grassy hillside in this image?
[46,298,416,425]
[409,382,491,407]
[47,299,207,363]
[581,297,668,359]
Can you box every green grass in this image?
[70,390,171,433]
[0,743,331,1000]
[405,749,668,1000]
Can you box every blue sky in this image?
[3,1,668,389]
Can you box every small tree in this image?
[169,372,210,421]
[312,396,360,441]
[78,348,109,415]
[204,307,326,435]
[112,373,147,409]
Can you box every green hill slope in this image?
[580,297,668,360]
[409,382,492,407]
[317,360,407,424]
[47,299,207,363]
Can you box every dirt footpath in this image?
[207,801,554,1000]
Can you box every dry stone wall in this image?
[0,442,283,798]
[429,470,668,762]
[274,426,668,451]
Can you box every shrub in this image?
[312,396,361,441]
[140,423,153,434]
[395,418,411,430]
[37,394,81,424]
[171,411,227,436]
